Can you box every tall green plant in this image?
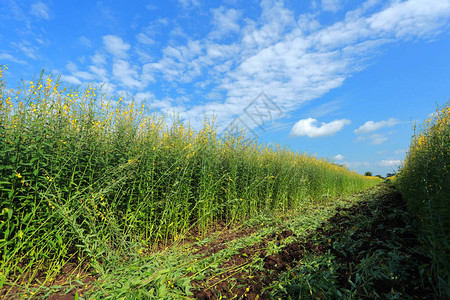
[0,68,380,288]
[396,102,450,297]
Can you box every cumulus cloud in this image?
[30,2,50,20]
[290,118,351,137]
[103,35,130,58]
[354,118,399,134]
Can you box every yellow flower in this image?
[16,173,22,179]
[18,230,24,239]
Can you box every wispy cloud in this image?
[343,161,370,168]
[136,33,155,45]
[354,118,399,134]
[51,0,450,129]
[30,2,50,20]
[0,53,27,64]
[334,154,345,161]
[209,6,242,39]
[79,36,92,48]
[380,159,402,167]
[370,133,388,145]
[321,0,342,13]
[307,100,342,118]
[60,75,82,85]
[290,118,351,137]
[178,0,200,9]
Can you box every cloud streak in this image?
[380,159,402,167]
[354,118,399,134]
[30,2,50,20]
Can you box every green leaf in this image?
[158,283,168,297]
[56,233,62,245]
[22,212,33,223]
[74,292,79,300]
[33,169,39,176]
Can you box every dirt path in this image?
[192,184,434,299]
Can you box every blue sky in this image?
[1,0,449,176]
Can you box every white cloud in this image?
[30,2,50,20]
[103,35,130,58]
[290,118,351,137]
[0,53,26,64]
[91,53,106,65]
[354,118,399,134]
[89,65,108,82]
[73,71,94,81]
[135,91,155,103]
[14,42,37,59]
[343,161,370,168]
[178,0,200,9]
[143,40,206,83]
[136,33,155,45]
[52,0,450,131]
[322,0,341,13]
[66,62,78,72]
[307,100,341,118]
[394,149,406,154]
[368,0,450,38]
[370,133,388,145]
[334,154,345,161]
[380,159,402,167]
[112,59,142,89]
[60,75,82,85]
[79,36,92,47]
[209,6,242,39]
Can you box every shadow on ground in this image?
[193,184,435,299]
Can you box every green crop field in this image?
[0,67,448,299]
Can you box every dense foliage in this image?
[0,67,379,289]
[396,102,450,297]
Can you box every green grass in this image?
[0,68,380,296]
[8,183,430,299]
[395,102,450,298]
